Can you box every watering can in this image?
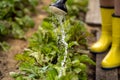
[49,0,68,15]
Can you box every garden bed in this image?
[0,0,98,80]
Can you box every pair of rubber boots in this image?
[90,7,120,69]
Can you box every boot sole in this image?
[101,66,120,70]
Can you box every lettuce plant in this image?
[11,16,95,80]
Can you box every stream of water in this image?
[54,15,68,77]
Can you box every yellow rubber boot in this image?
[90,7,114,53]
[102,15,120,69]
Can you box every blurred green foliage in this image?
[0,0,38,50]
[67,0,88,17]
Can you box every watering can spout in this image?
[49,0,68,15]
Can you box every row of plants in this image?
[0,0,39,51]
[10,0,95,80]
[66,0,88,17]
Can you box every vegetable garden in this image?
[0,0,96,80]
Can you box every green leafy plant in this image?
[0,41,10,51]
[10,0,95,80]
[10,15,95,80]
[67,0,88,17]
[0,0,38,50]
[0,0,38,38]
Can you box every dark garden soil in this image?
[0,0,100,80]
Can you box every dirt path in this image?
[0,0,51,80]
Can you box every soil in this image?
[0,0,51,80]
[86,25,101,80]
[0,0,99,80]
